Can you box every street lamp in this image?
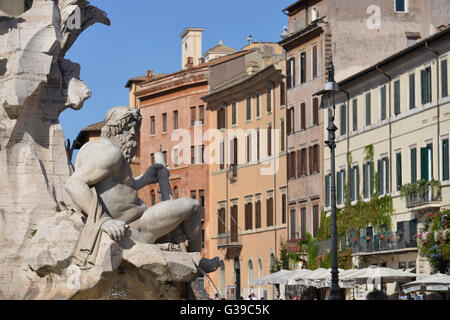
[323,55,341,300]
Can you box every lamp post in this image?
[323,56,341,300]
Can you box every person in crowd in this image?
[366,289,389,300]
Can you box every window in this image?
[174,186,179,199]
[218,208,226,234]
[247,134,252,163]
[190,106,196,127]
[255,200,261,229]
[340,104,346,135]
[337,169,346,204]
[191,146,196,164]
[325,174,331,207]
[421,143,433,181]
[280,81,286,106]
[377,157,389,195]
[257,129,260,161]
[173,110,178,130]
[313,205,319,237]
[287,107,295,134]
[267,125,272,157]
[443,139,449,181]
[217,107,226,129]
[231,101,237,126]
[349,165,359,201]
[396,152,403,191]
[151,190,156,205]
[162,151,167,164]
[300,148,307,176]
[394,80,401,116]
[300,102,306,130]
[365,92,371,126]
[231,137,238,166]
[282,194,287,224]
[266,197,273,227]
[200,145,205,164]
[267,86,272,112]
[288,151,296,179]
[246,96,251,121]
[310,144,320,174]
[150,116,155,135]
[442,60,448,98]
[409,73,416,109]
[287,57,296,89]
[395,0,407,12]
[173,148,179,167]
[352,99,358,131]
[256,92,261,118]
[300,51,307,84]
[363,162,374,198]
[245,202,253,230]
[220,140,225,170]
[379,85,387,121]
[281,119,285,152]
[230,205,238,242]
[199,105,205,125]
[313,97,319,126]
[421,66,432,104]
[410,147,417,183]
[290,209,296,239]
[162,113,167,133]
[151,153,155,165]
[312,45,318,79]
[300,207,306,239]
[191,190,196,199]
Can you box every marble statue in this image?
[0,1,220,300]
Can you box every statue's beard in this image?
[116,132,137,163]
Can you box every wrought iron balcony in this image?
[405,189,441,208]
[350,231,418,255]
[217,232,242,248]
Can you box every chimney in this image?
[180,27,204,70]
[146,70,153,80]
[185,57,194,69]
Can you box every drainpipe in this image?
[375,65,393,214]
[424,42,440,181]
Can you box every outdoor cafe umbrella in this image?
[346,266,416,289]
[252,269,291,286]
[320,269,358,288]
[299,268,333,288]
[402,273,450,293]
[270,269,312,285]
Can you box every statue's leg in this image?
[129,198,201,245]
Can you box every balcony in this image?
[217,232,242,259]
[402,180,441,209]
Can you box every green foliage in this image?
[271,238,291,273]
[299,233,319,270]
[417,210,449,274]
[400,179,441,198]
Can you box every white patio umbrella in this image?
[402,273,450,293]
[349,266,416,289]
[252,269,291,286]
[299,268,332,288]
[321,269,358,288]
[272,269,312,285]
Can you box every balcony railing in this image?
[402,180,441,208]
[217,232,242,248]
[351,231,418,255]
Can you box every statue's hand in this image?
[101,219,128,241]
[143,163,164,185]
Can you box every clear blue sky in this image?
[61,0,293,144]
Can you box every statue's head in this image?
[101,106,142,163]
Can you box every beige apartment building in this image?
[321,28,450,297]
[202,44,287,300]
[279,0,450,256]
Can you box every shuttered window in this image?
[421,67,432,104]
[313,205,319,237]
[297,149,302,178]
[350,166,359,201]
[267,125,272,157]
[442,60,448,98]
[218,208,226,234]
[266,197,273,227]
[410,148,417,183]
[300,207,306,239]
[409,73,415,109]
[255,201,261,229]
[309,146,314,175]
[245,203,253,230]
[190,107,196,127]
[282,194,287,224]
[267,86,272,113]
[337,169,345,204]
[377,157,389,195]
[381,86,387,121]
[443,139,449,181]
[366,92,371,126]
[325,174,331,207]
[287,58,295,89]
[352,99,358,131]
[300,102,306,130]
[396,152,402,191]
[300,52,307,84]
[340,104,346,135]
[232,102,237,126]
[287,107,294,135]
[394,80,401,116]
[312,45,318,79]
[246,96,251,121]
[313,97,319,126]
[290,210,296,239]
[256,92,261,118]
[421,144,433,181]
[230,205,238,243]
[162,113,167,133]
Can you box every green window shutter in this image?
[396,153,402,191]
[421,147,429,181]
[421,69,426,105]
[394,80,401,115]
[442,60,448,98]
[352,99,357,131]
[366,93,371,126]
[377,159,382,194]
[349,167,354,201]
[325,174,330,207]
[409,73,415,109]
[428,144,433,179]
[363,163,368,198]
[370,161,374,197]
[340,104,346,135]
[381,86,387,120]
[356,166,360,200]
[411,148,417,183]
[342,170,346,203]
[384,157,389,193]
[443,139,449,181]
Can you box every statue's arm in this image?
[132,163,163,191]
[65,148,121,215]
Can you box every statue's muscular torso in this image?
[75,138,147,223]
